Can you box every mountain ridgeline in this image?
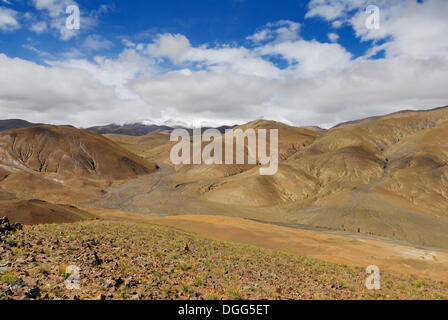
[1,106,448,249]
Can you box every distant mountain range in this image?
[86,123,174,136]
[0,119,42,132]
[86,123,237,136]
[0,119,237,136]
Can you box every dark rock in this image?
[25,286,41,299]
[84,250,102,266]
[125,279,138,288]
[114,278,124,287]
[0,217,23,234]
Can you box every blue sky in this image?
[0,0,448,127]
[2,0,371,64]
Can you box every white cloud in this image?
[121,38,136,48]
[246,29,272,43]
[0,53,156,126]
[146,33,192,63]
[30,21,47,33]
[331,20,344,28]
[47,49,155,99]
[307,0,448,59]
[0,6,19,31]
[130,54,448,128]
[306,0,381,21]
[258,39,352,77]
[22,43,53,58]
[130,71,280,121]
[83,34,113,51]
[32,0,97,40]
[328,32,339,42]
[351,0,448,59]
[246,20,301,44]
[147,33,282,78]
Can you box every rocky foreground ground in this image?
[1,219,447,300]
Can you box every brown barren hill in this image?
[194,107,448,212]
[0,125,158,203]
[86,106,448,249]
[104,131,176,163]
[0,199,95,225]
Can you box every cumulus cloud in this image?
[350,0,448,59]
[258,39,352,77]
[130,72,281,121]
[129,55,448,127]
[0,54,156,126]
[47,49,155,99]
[307,0,448,59]
[146,33,191,62]
[0,6,19,31]
[147,33,282,78]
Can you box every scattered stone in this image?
[84,250,102,266]
[15,258,26,266]
[103,279,113,288]
[0,261,11,267]
[25,286,41,299]
[125,279,138,288]
[130,293,140,300]
[97,294,106,300]
[113,278,124,287]
[0,217,23,234]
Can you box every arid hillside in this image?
[101,106,448,249]
[1,219,447,300]
[0,107,447,249]
[0,125,158,203]
[2,108,448,300]
[1,199,95,225]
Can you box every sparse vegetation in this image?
[1,220,447,300]
[1,273,18,285]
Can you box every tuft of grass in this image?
[414,280,427,289]
[5,239,17,247]
[181,283,192,295]
[119,262,127,277]
[228,289,243,300]
[52,287,63,298]
[1,273,18,285]
[179,262,190,271]
[163,285,173,294]
[194,276,203,286]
